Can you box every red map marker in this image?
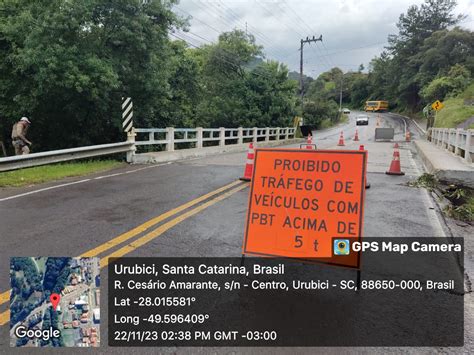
[50,293,61,311]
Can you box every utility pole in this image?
[299,35,322,112]
[339,74,343,113]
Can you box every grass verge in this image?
[434,83,474,128]
[408,174,473,222]
[319,114,349,129]
[0,160,124,188]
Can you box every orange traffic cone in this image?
[337,132,345,146]
[240,143,255,181]
[386,149,405,176]
[354,130,359,141]
[359,145,370,188]
[405,131,411,142]
[306,134,313,150]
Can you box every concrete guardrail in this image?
[134,127,296,150]
[0,126,297,172]
[428,128,473,163]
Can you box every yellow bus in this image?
[365,100,389,112]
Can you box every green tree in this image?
[363,0,466,111]
[421,64,472,102]
[189,31,297,129]
[0,0,182,152]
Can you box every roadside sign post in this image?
[431,100,444,128]
[242,149,367,280]
[431,100,444,111]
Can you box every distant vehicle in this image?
[356,114,369,125]
[365,100,388,112]
[342,108,350,114]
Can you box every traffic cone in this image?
[306,134,313,150]
[354,130,359,141]
[405,131,411,142]
[240,143,255,181]
[337,132,345,146]
[386,149,405,176]
[359,145,370,188]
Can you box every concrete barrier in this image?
[375,128,395,141]
[414,140,474,188]
[133,138,304,164]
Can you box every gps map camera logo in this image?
[333,239,350,255]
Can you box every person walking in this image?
[11,117,32,155]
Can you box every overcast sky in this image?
[172,0,474,78]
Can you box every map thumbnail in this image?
[10,257,100,347]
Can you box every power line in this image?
[312,41,389,60]
[254,0,328,77]
[279,0,333,71]
[169,33,288,81]
[185,0,283,59]
[299,35,323,110]
[174,2,299,67]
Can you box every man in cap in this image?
[11,117,32,155]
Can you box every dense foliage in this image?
[1,0,471,154]
[43,257,71,294]
[336,0,473,115]
[10,257,43,325]
[0,0,297,154]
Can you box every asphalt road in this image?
[0,112,469,353]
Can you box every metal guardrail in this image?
[0,126,296,172]
[428,128,473,163]
[0,142,135,172]
[133,127,296,151]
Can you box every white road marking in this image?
[0,162,172,202]
[406,150,422,176]
[421,188,446,238]
[0,179,91,202]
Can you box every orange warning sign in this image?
[242,149,367,268]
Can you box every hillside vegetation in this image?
[313,0,473,127]
[434,83,474,128]
[1,0,472,155]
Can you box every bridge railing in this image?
[428,128,473,163]
[0,126,297,172]
[134,127,296,151]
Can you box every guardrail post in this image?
[265,127,270,142]
[167,127,175,152]
[275,127,280,141]
[219,127,225,147]
[238,127,243,145]
[439,129,445,148]
[253,127,258,143]
[126,127,136,163]
[454,129,461,156]
[448,128,454,152]
[465,129,473,163]
[148,131,154,144]
[196,127,203,149]
[285,128,290,140]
